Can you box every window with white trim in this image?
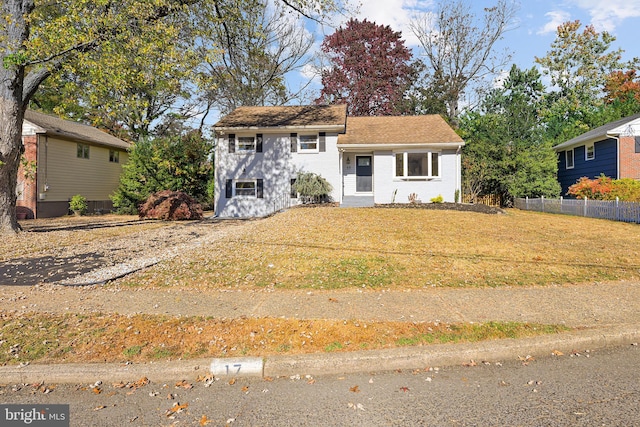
[225,179,264,198]
[565,149,574,169]
[298,134,318,152]
[237,136,256,152]
[235,180,256,196]
[585,143,594,160]
[394,151,440,179]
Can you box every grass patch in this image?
[0,312,569,365]
[120,208,640,290]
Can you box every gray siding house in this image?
[214,105,464,218]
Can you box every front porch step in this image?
[340,196,375,208]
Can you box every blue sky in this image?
[347,0,640,69]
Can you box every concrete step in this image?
[340,196,375,208]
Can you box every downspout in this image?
[456,145,462,201]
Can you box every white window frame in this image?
[237,136,256,152]
[394,151,440,180]
[234,179,257,197]
[585,143,595,161]
[298,134,319,153]
[566,149,575,169]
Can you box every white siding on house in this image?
[37,136,128,202]
[215,132,341,218]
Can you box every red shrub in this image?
[138,190,203,220]
[568,175,640,202]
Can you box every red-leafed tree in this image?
[315,19,416,116]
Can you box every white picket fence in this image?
[515,197,640,224]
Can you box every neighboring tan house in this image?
[213,105,464,218]
[16,110,130,218]
[553,113,640,195]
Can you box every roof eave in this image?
[214,124,346,134]
[338,142,464,150]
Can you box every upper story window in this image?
[228,133,262,153]
[77,143,90,159]
[299,134,318,152]
[109,150,120,163]
[566,149,574,169]
[394,151,440,179]
[238,136,256,152]
[585,144,595,161]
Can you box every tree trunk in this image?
[0,92,26,235]
[0,0,33,235]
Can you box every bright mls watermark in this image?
[1,405,69,426]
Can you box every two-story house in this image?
[213,105,464,218]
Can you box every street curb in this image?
[0,324,637,384]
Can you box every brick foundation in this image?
[16,135,38,219]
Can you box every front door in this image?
[356,156,372,192]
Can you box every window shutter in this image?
[225,179,233,198]
[290,133,297,152]
[256,134,263,153]
[256,179,264,199]
[228,134,235,153]
[635,136,640,153]
[319,132,326,152]
[290,178,297,198]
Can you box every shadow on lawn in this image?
[0,253,107,286]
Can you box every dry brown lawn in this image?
[121,207,640,290]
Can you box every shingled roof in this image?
[339,115,464,146]
[24,110,130,150]
[213,105,347,130]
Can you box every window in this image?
[394,151,440,179]
[229,134,262,153]
[225,179,264,198]
[77,143,90,159]
[109,150,119,163]
[235,180,256,197]
[299,134,318,152]
[565,149,574,169]
[585,144,594,160]
[237,136,256,152]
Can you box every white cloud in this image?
[568,0,640,32]
[537,10,571,35]
[352,0,434,46]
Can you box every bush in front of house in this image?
[293,172,333,204]
[69,194,88,215]
[138,190,203,220]
[568,175,640,202]
[111,131,214,214]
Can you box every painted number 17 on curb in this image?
[210,357,264,377]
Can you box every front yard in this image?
[121,207,640,290]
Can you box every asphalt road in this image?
[1,344,638,426]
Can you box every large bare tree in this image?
[409,0,518,124]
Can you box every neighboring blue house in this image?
[553,114,640,195]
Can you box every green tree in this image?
[535,20,638,145]
[111,131,214,214]
[459,65,560,205]
[0,0,346,234]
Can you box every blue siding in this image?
[557,138,618,195]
